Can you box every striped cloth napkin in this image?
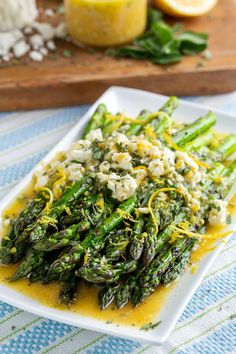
[0,92,235,354]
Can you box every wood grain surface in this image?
[0,0,235,111]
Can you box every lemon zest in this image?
[133,165,148,173]
[83,252,90,265]
[53,167,67,199]
[162,132,211,169]
[170,225,232,240]
[191,264,198,274]
[37,187,54,211]
[148,188,177,235]
[107,111,170,127]
[117,208,136,223]
[40,215,58,230]
[62,205,72,215]
[144,125,157,142]
[95,197,105,212]
[9,247,17,254]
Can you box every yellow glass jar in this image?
[65,0,147,47]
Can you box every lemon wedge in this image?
[153,0,218,17]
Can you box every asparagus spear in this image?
[48,195,137,279]
[129,217,145,260]
[34,193,109,252]
[105,229,130,261]
[82,103,107,138]
[161,247,191,285]
[59,274,78,305]
[213,134,236,160]
[29,174,94,243]
[185,130,214,152]
[99,283,119,309]
[78,258,137,283]
[173,112,216,146]
[126,96,179,137]
[161,160,236,287]
[132,238,194,306]
[0,194,46,264]
[33,220,90,252]
[10,250,45,281]
[29,262,50,283]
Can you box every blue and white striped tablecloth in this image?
[0,92,235,354]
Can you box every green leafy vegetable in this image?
[108,8,208,65]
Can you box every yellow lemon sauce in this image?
[65,0,147,47]
[0,186,235,327]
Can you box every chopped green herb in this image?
[63,50,72,58]
[226,214,232,225]
[48,55,57,61]
[140,321,161,331]
[55,4,65,15]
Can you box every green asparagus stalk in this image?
[10,250,45,281]
[0,194,46,264]
[33,220,90,252]
[82,104,107,138]
[129,217,145,260]
[132,238,194,306]
[173,112,217,146]
[48,195,137,279]
[29,174,94,243]
[184,130,214,152]
[59,274,78,305]
[105,229,130,261]
[126,96,179,137]
[99,283,119,309]
[78,258,137,284]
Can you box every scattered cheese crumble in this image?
[0,0,66,62]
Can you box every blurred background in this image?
[0,0,236,111]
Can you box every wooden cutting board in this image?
[0,0,236,111]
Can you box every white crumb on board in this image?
[0,0,66,62]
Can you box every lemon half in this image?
[153,0,218,17]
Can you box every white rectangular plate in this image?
[0,87,235,345]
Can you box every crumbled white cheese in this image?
[208,200,228,226]
[107,173,137,201]
[99,161,110,173]
[32,22,55,41]
[39,47,48,56]
[97,172,109,184]
[175,151,199,171]
[0,29,23,57]
[0,1,66,62]
[13,40,29,57]
[45,9,54,17]
[137,207,150,214]
[69,148,92,163]
[86,129,103,142]
[29,34,44,50]
[133,168,147,185]
[185,169,202,188]
[29,50,43,62]
[0,0,38,31]
[113,132,129,146]
[46,40,56,51]
[148,159,164,177]
[112,152,132,171]
[35,175,48,189]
